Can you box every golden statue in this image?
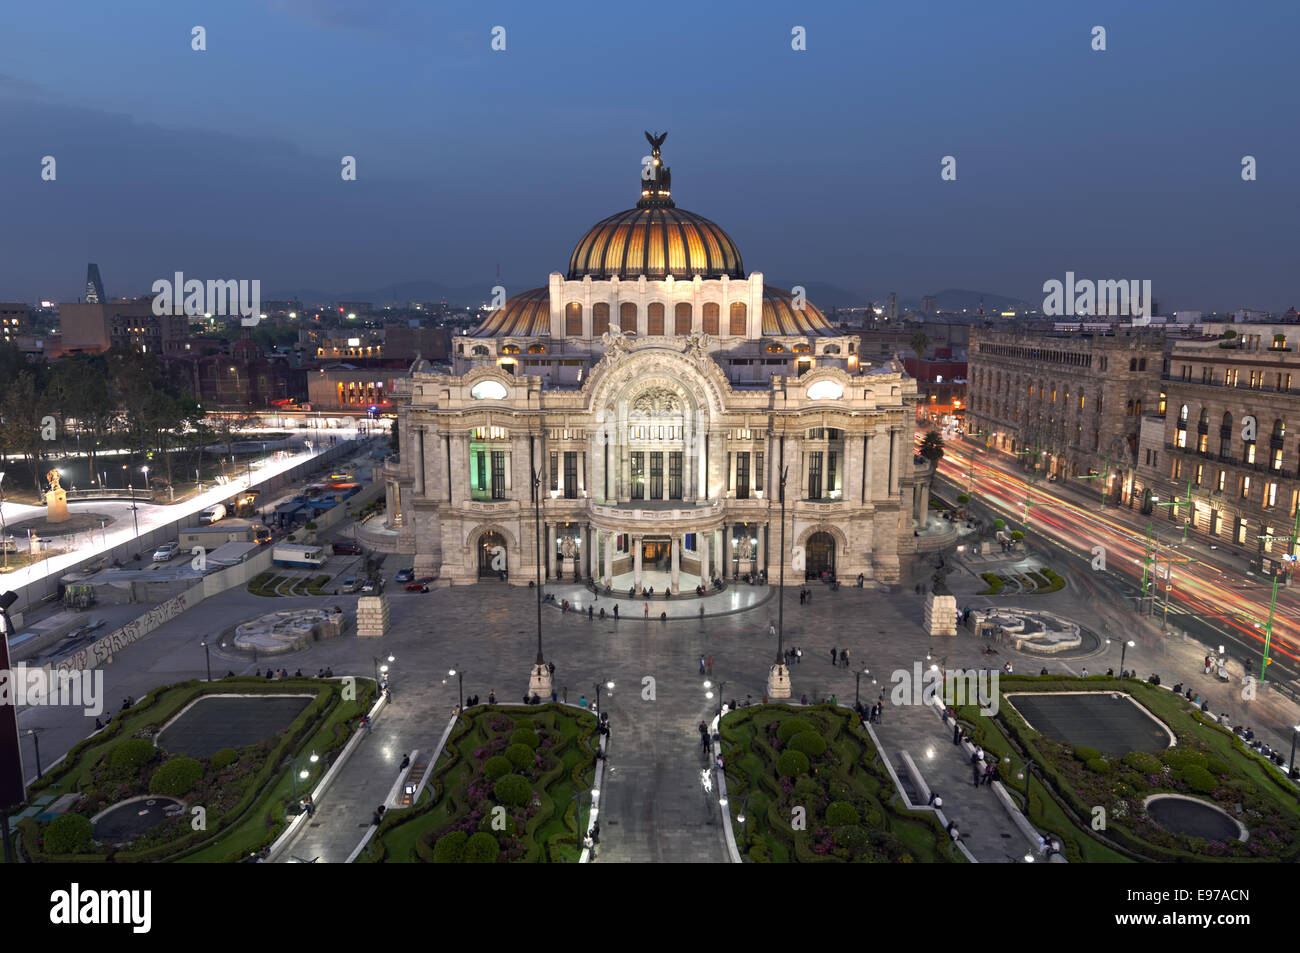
[45,469,63,492]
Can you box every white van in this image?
[197,504,226,525]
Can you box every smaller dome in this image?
[762,287,835,336]
[472,287,550,337]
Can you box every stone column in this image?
[720,523,730,578]
[670,534,680,591]
[588,526,597,578]
[918,482,930,524]
[699,531,710,585]
[633,534,643,589]
[756,523,765,570]
[604,531,614,585]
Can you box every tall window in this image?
[565,302,582,336]
[475,451,489,497]
[729,301,747,335]
[630,452,644,499]
[649,453,663,499]
[827,451,838,497]
[808,451,824,500]
[675,303,692,335]
[620,302,637,333]
[549,452,558,491]
[736,452,750,499]
[703,302,719,335]
[669,452,683,499]
[648,302,665,336]
[755,451,764,492]
[564,452,578,499]
[592,302,610,337]
[491,451,506,500]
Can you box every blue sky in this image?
[1,0,1296,309]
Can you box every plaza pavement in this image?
[17,522,1300,862]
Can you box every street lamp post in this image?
[373,654,393,689]
[528,467,551,697]
[767,465,791,698]
[200,640,212,682]
[450,668,464,709]
[0,471,8,571]
[26,728,43,780]
[290,751,319,799]
[594,679,613,713]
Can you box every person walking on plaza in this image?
[613,604,618,620]
[795,647,801,664]
[831,646,838,666]
[563,686,568,703]
[840,649,849,667]
[361,713,372,735]
[699,655,707,675]
[579,695,587,708]
[644,602,650,619]
[769,621,777,638]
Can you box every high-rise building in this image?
[0,303,29,343]
[886,292,899,321]
[85,263,106,304]
[921,295,938,317]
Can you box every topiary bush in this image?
[110,739,157,777]
[776,718,819,743]
[510,728,539,749]
[463,831,500,863]
[1205,757,1231,777]
[1074,746,1101,762]
[149,756,204,796]
[776,749,810,777]
[209,748,238,771]
[1180,765,1216,794]
[794,777,820,798]
[825,801,859,827]
[44,813,94,854]
[504,744,533,769]
[833,824,869,853]
[1086,757,1112,775]
[788,731,827,758]
[432,830,467,863]
[484,755,512,780]
[1123,751,1162,775]
[1161,748,1208,771]
[493,774,531,806]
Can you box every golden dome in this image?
[567,207,745,281]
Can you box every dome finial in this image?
[638,131,674,208]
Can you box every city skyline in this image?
[1,0,1298,310]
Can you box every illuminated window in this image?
[729,302,746,336]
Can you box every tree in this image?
[910,331,930,358]
[920,430,945,464]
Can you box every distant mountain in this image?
[767,279,872,309]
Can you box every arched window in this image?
[1272,418,1285,439]
[501,344,519,355]
[528,344,547,354]
[822,343,840,355]
[729,301,747,336]
[702,302,720,335]
[1129,358,1137,371]
[674,302,692,335]
[1179,404,1189,422]
[471,345,490,356]
[793,343,811,354]
[592,302,610,337]
[565,302,582,336]
[1198,408,1208,426]
[648,302,665,335]
[619,302,637,333]
[765,343,785,353]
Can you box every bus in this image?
[272,544,326,568]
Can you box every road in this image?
[932,436,1300,691]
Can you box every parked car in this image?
[153,542,180,561]
[395,568,415,583]
[405,583,430,593]
[197,504,226,524]
[341,578,363,594]
[332,541,363,555]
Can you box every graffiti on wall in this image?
[54,588,200,674]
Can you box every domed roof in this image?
[763,287,836,336]
[567,206,744,281]
[471,286,549,337]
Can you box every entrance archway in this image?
[806,531,835,579]
[478,532,506,577]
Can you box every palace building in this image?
[382,135,926,590]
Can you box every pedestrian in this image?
[362,713,372,735]
[644,602,649,619]
[699,604,705,619]
[706,656,713,676]
[1081,667,1088,678]
[488,690,496,705]
[613,604,619,620]
[795,647,802,664]
[588,604,593,620]
[800,693,808,705]
[579,695,587,708]
[769,622,777,638]
[699,655,706,675]
[840,649,849,667]
[953,724,961,744]
[973,763,982,786]
[551,689,558,704]
[984,762,995,787]
[563,686,568,703]
[548,660,555,676]
[831,646,838,666]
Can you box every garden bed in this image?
[719,705,963,863]
[362,705,598,863]
[955,677,1300,862]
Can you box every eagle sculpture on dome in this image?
[644,130,667,154]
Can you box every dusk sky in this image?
[1,0,1296,310]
